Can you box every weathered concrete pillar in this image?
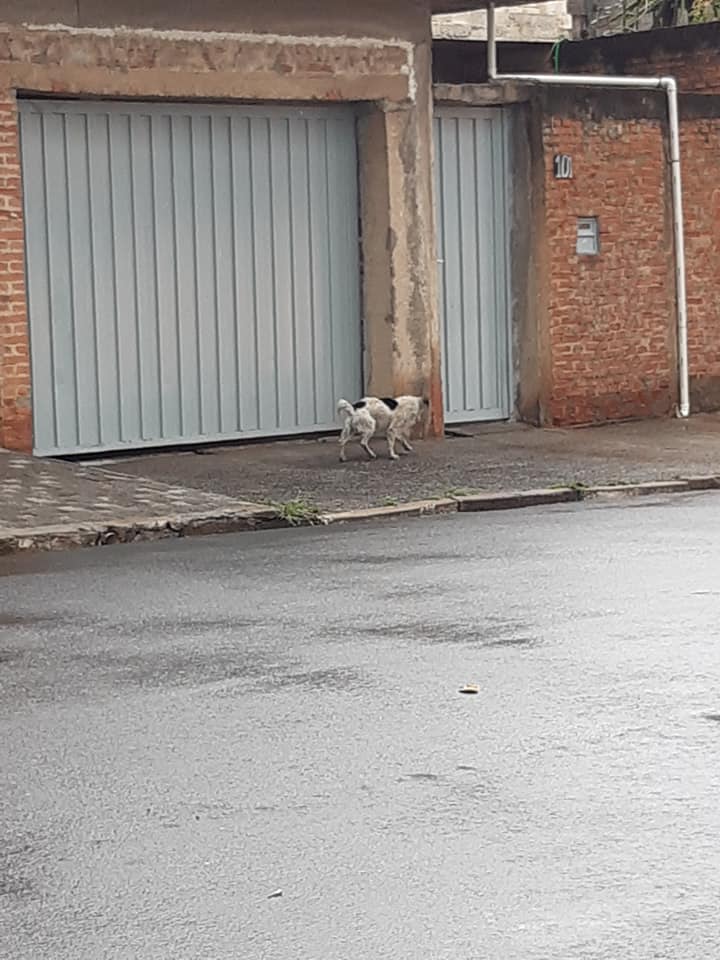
[567,0,592,38]
[358,40,444,438]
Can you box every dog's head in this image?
[402,396,428,418]
[407,395,430,433]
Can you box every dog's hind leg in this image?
[400,436,414,452]
[386,429,400,460]
[360,430,377,460]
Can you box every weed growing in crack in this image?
[270,498,321,526]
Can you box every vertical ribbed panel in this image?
[19,100,361,455]
[434,107,511,424]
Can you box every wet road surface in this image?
[2,493,720,959]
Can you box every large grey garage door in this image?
[19,100,361,456]
[434,107,511,424]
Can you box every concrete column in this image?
[567,0,591,37]
[358,40,444,438]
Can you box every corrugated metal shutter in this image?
[19,100,361,456]
[434,106,511,423]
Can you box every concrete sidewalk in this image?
[102,413,720,513]
[3,413,720,552]
[0,451,275,552]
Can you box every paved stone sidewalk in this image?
[0,450,270,542]
[108,413,720,513]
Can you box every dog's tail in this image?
[337,398,355,421]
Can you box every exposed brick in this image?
[541,77,720,425]
[542,113,676,425]
[556,26,720,95]
[0,86,30,451]
[679,118,720,411]
[543,29,720,423]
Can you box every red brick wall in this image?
[439,30,720,427]
[621,52,720,93]
[572,49,720,94]
[681,117,720,411]
[542,113,676,425]
[0,89,30,451]
[558,23,720,94]
[537,26,720,424]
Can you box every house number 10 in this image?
[554,154,573,179]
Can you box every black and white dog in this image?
[336,395,429,462]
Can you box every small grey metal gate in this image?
[434,106,511,423]
[19,99,361,456]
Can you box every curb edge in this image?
[2,475,718,554]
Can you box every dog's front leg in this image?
[338,424,351,462]
[400,436,413,452]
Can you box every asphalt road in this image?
[2,493,720,959]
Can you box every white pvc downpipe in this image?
[486,2,690,417]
